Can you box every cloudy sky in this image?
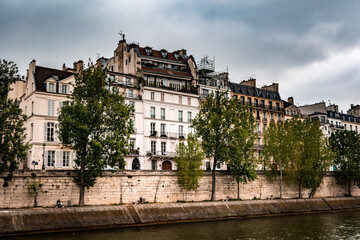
[1,0,359,111]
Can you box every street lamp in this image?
[42,143,46,170]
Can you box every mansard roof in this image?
[34,66,74,92]
[229,82,281,101]
[137,47,186,63]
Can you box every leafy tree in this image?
[27,173,43,207]
[0,59,29,182]
[174,133,204,201]
[58,65,133,206]
[227,102,257,200]
[329,130,360,196]
[192,91,256,200]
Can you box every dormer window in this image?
[47,82,55,92]
[174,53,179,60]
[161,51,167,58]
[145,48,151,56]
[60,84,69,94]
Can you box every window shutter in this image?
[71,151,76,168]
[44,150,48,167]
[56,151,61,168]
[44,122,47,141]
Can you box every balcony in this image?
[144,80,198,95]
[125,93,142,100]
[146,151,176,158]
[149,131,187,139]
[128,148,140,156]
[150,131,158,137]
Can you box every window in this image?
[240,96,244,105]
[130,138,135,153]
[151,92,155,100]
[129,101,135,109]
[31,101,34,115]
[254,99,258,107]
[161,93,165,102]
[276,102,280,110]
[187,112,192,123]
[46,150,55,167]
[263,112,266,120]
[150,107,155,118]
[132,158,140,170]
[179,96,182,104]
[161,142,166,155]
[48,100,54,116]
[350,125,353,131]
[261,100,265,108]
[150,123,156,135]
[256,111,260,119]
[61,85,68,94]
[278,114,281,121]
[127,89,133,98]
[188,98,191,106]
[30,123,33,140]
[178,110,183,122]
[248,97,252,106]
[179,125,184,137]
[152,160,157,170]
[161,108,165,120]
[269,101,272,109]
[62,151,69,167]
[270,113,274,120]
[45,122,55,142]
[47,83,55,92]
[151,141,156,154]
[257,124,261,133]
[161,124,166,136]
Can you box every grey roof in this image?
[229,82,281,101]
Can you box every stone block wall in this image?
[0,170,359,208]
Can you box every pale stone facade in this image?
[0,171,358,208]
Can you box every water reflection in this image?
[7,210,360,240]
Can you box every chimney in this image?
[73,60,83,73]
[240,77,256,87]
[261,83,279,92]
[288,97,294,105]
[62,63,66,71]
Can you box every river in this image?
[6,210,360,240]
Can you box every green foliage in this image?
[58,64,133,205]
[192,91,257,200]
[329,130,360,196]
[0,59,29,177]
[174,133,204,196]
[263,118,333,198]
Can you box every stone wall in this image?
[1,170,359,208]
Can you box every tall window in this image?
[179,125,184,137]
[270,113,274,120]
[278,114,281,121]
[261,100,265,108]
[161,124,166,136]
[248,97,252,106]
[178,110,183,122]
[240,96,244,105]
[151,141,156,154]
[150,123,156,135]
[187,112,192,123]
[256,110,260,119]
[161,142,166,155]
[269,101,273,109]
[150,107,155,118]
[48,100,54,116]
[179,96,182,104]
[257,124,261,133]
[263,112,266,120]
[61,85,68,94]
[161,108,165,120]
[161,93,164,102]
[45,122,55,142]
[47,150,55,167]
[151,92,155,100]
[255,99,258,107]
[130,138,135,153]
[127,89,133,98]
[276,102,280,110]
[62,151,69,167]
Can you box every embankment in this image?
[1,197,360,236]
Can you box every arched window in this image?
[132,158,140,170]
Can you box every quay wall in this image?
[1,170,360,208]
[1,198,360,235]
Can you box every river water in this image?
[7,210,360,240]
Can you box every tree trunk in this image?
[79,152,85,206]
[298,177,302,198]
[348,181,352,196]
[311,188,317,198]
[279,162,282,199]
[211,158,217,201]
[237,181,240,200]
[34,192,38,208]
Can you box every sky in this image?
[1,0,360,111]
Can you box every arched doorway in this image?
[162,161,172,170]
[132,158,140,170]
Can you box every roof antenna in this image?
[118,30,124,40]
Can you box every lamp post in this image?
[42,143,46,170]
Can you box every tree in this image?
[0,59,29,183]
[329,130,360,196]
[192,91,256,200]
[227,102,257,200]
[58,65,133,206]
[174,133,204,201]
